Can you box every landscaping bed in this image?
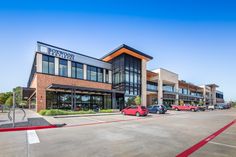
[39,109,115,116]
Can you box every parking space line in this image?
[209,141,236,149]
[176,119,236,157]
[27,130,40,144]
[82,117,105,123]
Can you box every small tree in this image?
[134,96,141,106]
[5,96,13,106]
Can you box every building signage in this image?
[39,44,75,61]
[47,47,75,61]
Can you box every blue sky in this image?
[0,0,235,101]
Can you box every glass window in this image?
[71,62,83,79]
[59,59,68,77]
[105,70,109,83]
[97,68,103,82]
[42,55,55,74]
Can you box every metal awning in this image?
[21,87,36,100]
[47,84,124,94]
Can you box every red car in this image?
[172,104,199,112]
[121,106,148,116]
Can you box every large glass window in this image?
[59,59,68,77]
[72,62,83,79]
[163,85,174,92]
[147,81,158,91]
[87,65,103,82]
[87,66,97,81]
[111,54,141,96]
[42,55,55,74]
[97,68,103,82]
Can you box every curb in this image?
[53,112,120,118]
[0,125,58,133]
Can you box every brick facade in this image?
[31,73,112,112]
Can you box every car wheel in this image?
[175,108,179,111]
[159,110,162,114]
[122,111,126,115]
[191,108,195,112]
[136,112,140,117]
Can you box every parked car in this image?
[172,104,199,112]
[147,105,167,114]
[197,105,206,111]
[121,106,148,116]
[208,105,215,110]
[215,104,225,109]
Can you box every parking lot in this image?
[0,109,236,157]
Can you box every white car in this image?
[208,105,215,110]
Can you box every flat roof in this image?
[101,44,153,62]
[206,84,219,88]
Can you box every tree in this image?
[13,86,22,105]
[0,92,12,104]
[134,96,141,106]
[126,97,135,106]
[5,96,13,106]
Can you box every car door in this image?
[131,106,138,115]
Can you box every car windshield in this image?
[141,106,146,109]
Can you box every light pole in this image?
[12,91,16,128]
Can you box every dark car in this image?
[215,104,225,109]
[147,105,167,114]
[198,105,206,111]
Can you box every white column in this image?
[55,58,59,75]
[158,79,163,105]
[83,64,87,80]
[36,53,42,73]
[141,59,147,106]
[68,61,71,77]
[103,69,106,83]
[175,83,179,105]
[108,70,112,83]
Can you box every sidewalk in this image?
[0,109,51,128]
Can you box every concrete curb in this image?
[53,112,121,118]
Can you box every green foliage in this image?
[126,97,135,106]
[99,109,113,113]
[134,96,141,106]
[39,109,96,116]
[13,86,23,105]
[0,92,12,104]
[5,96,13,106]
[230,102,236,108]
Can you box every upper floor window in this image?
[59,59,68,77]
[72,62,83,79]
[87,65,104,82]
[97,68,103,82]
[42,55,55,74]
[105,69,109,83]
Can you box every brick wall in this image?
[34,73,112,112]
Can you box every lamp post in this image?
[12,91,16,128]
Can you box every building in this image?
[22,42,224,112]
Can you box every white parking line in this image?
[82,117,105,123]
[209,141,236,149]
[27,130,40,144]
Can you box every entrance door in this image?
[116,94,124,110]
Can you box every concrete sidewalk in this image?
[0,109,51,128]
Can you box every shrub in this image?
[38,109,96,116]
[5,96,13,106]
[39,109,47,115]
[99,109,113,113]
[134,96,141,106]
